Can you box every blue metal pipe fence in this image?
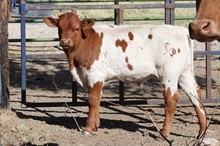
[10,0,220,106]
[20,0,27,104]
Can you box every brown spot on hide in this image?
[148,34,153,39]
[128,32,134,41]
[115,39,128,53]
[125,56,129,63]
[125,56,133,71]
[169,48,176,57]
[178,48,181,53]
[127,64,133,70]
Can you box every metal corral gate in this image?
[9,0,220,106]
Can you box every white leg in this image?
[179,71,207,138]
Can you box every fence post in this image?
[114,0,125,104]
[116,5,125,104]
[205,43,212,99]
[165,0,175,25]
[20,0,27,104]
[0,0,10,108]
[72,80,77,103]
[114,0,119,25]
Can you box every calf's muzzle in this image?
[60,38,73,48]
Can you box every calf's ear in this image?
[44,17,58,27]
[81,19,95,30]
[81,19,95,39]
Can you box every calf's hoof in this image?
[197,131,205,140]
[155,137,164,142]
[155,133,169,142]
[82,130,92,135]
[83,126,99,135]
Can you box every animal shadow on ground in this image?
[12,103,159,135]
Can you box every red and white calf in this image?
[44,13,207,141]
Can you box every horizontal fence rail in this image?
[9,0,220,106]
[25,3,195,10]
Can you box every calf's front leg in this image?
[83,81,103,134]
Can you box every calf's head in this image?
[44,13,95,50]
[189,0,220,42]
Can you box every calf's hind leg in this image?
[157,81,179,141]
[83,82,103,134]
[179,72,207,139]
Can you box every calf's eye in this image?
[72,28,79,32]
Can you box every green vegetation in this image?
[51,1,196,28]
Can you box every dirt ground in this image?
[0,23,220,146]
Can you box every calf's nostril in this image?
[201,22,210,31]
[60,39,65,45]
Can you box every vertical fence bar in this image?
[205,42,212,99]
[118,6,124,104]
[20,0,27,104]
[119,81,124,104]
[170,0,175,25]
[119,6,124,25]
[72,81,77,103]
[114,0,119,25]
[114,1,124,104]
[165,0,170,24]
[165,0,175,25]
